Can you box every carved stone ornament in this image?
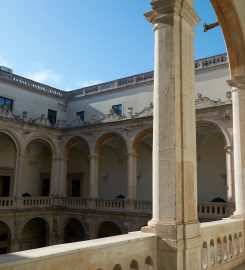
[144,0,199,27]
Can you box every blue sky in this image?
[0,0,226,90]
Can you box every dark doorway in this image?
[41,178,50,196]
[0,176,10,197]
[71,179,80,197]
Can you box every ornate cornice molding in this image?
[227,75,245,90]
[144,0,199,27]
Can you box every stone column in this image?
[127,151,137,199]
[13,153,25,197]
[225,145,235,202]
[144,1,200,269]
[50,157,67,197]
[227,76,245,216]
[89,153,99,198]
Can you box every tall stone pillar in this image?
[89,153,99,198]
[50,157,67,197]
[144,1,200,269]
[127,151,137,199]
[225,145,235,202]
[13,153,25,197]
[227,76,245,216]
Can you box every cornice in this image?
[227,75,245,90]
[144,0,199,27]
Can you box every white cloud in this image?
[24,64,62,87]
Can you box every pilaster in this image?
[127,151,137,199]
[13,153,25,197]
[144,1,200,269]
[227,75,245,216]
[50,157,68,197]
[89,153,99,198]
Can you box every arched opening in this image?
[144,256,154,270]
[20,217,49,250]
[97,133,127,198]
[135,132,152,201]
[97,221,122,238]
[0,221,11,254]
[64,218,86,243]
[65,137,90,197]
[113,264,122,270]
[0,133,17,197]
[21,139,53,196]
[130,260,139,270]
[196,126,227,203]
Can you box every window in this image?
[112,104,122,116]
[47,109,57,125]
[76,111,85,121]
[0,96,13,111]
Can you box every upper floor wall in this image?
[0,53,230,127]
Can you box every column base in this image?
[143,221,201,270]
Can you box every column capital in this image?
[227,75,245,90]
[127,151,137,158]
[145,0,199,27]
[89,153,99,159]
[52,156,68,162]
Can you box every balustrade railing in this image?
[62,197,88,208]
[0,197,14,209]
[198,202,235,220]
[200,219,244,269]
[0,71,64,98]
[0,197,235,219]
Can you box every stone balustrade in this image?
[0,197,235,219]
[0,197,14,209]
[0,232,156,270]
[200,219,244,270]
[195,53,228,70]
[0,71,64,98]
[198,202,235,221]
[0,54,228,103]
[95,198,126,210]
[61,197,88,208]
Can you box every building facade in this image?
[0,53,235,254]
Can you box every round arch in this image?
[24,135,57,158]
[20,217,50,250]
[210,0,245,76]
[196,120,231,148]
[96,132,128,198]
[97,221,122,238]
[63,135,91,157]
[131,128,153,153]
[0,129,21,154]
[0,220,12,254]
[63,218,86,243]
[93,131,128,155]
[196,123,228,202]
[21,139,53,196]
[64,136,91,197]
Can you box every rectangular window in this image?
[0,96,13,111]
[76,111,85,121]
[47,109,57,125]
[112,104,122,116]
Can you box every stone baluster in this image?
[143,1,201,269]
